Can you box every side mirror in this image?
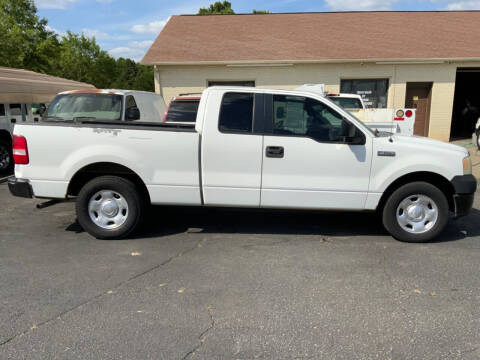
[343,120,365,145]
[126,107,140,121]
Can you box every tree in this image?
[0,0,60,72]
[0,0,155,92]
[252,9,270,14]
[198,1,234,15]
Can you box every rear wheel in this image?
[382,182,449,243]
[76,176,144,239]
[0,139,13,176]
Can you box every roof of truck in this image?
[142,11,480,64]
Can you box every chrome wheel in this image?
[396,194,438,234]
[0,145,10,170]
[88,190,129,230]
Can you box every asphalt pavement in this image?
[0,182,479,359]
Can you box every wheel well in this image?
[377,172,455,212]
[0,130,12,144]
[67,162,150,203]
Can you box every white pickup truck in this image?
[9,87,476,242]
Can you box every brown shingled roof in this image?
[141,11,480,65]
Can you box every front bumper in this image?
[451,175,477,218]
[8,177,33,198]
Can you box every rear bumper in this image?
[451,175,477,218]
[8,177,33,198]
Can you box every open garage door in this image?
[450,68,480,140]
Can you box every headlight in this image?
[463,155,472,175]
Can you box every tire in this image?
[76,176,145,239]
[382,182,449,243]
[0,139,13,176]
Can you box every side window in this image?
[9,104,22,116]
[0,104,5,117]
[219,92,254,133]
[125,96,137,109]
[272,95,351,143]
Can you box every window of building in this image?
[272,95,352,143]
[219,92,254,133]
[340,79,389,108]
[208,80,255,87]
[0,104,5,117]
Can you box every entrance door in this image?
[261,94,372,210]
[405,82,432,137]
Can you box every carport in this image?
[450,68,480,140]
[0,66,95,118]
[0,67,94,174]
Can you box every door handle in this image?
[11,119,16,124]
[266,146,284,158]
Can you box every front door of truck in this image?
[201,91,263,206]
[260,94,372,210]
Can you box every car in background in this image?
[46,89,166,123]
[0,103,46,175]
[327,93,366,110]
[163,94,201,124]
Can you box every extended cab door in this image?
[201,90,264,206]
[261,94,373,210]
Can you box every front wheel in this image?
[76,176,145,239]
[382,182,449,243]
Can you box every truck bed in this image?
[14,121,202,204]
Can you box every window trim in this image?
[217,91,257,135]
[264,94,366,145]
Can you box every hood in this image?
[388,134,469,157]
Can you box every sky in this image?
[35,0,480,62]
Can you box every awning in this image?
[0,67,95,103]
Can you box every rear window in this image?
[219,92,254,133]
[165,100,199,123]
[328,97,363,110]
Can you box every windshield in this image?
[45,94,123,121]
[328,96,363,110]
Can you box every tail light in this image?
[405,110,413,118]
[12,135,29,164]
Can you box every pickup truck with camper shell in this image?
[8,86,476,242]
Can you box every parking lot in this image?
[0,181,479,359]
